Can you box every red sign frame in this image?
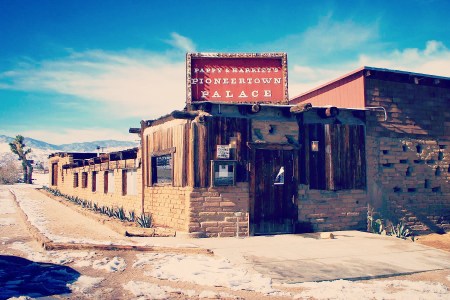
[186,53,288,104]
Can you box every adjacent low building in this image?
[291,66,450,233]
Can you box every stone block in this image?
[219,232,236,237]
[200,221,218,228]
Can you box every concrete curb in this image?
[10,188,213,255]
[9,189,53,248]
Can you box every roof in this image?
[290,66,450,102]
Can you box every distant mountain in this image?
[0,135,138,152]
[0,135,60,151]
[0,135,139,167]
[58,140,139,152]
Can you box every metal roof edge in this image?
[289,67,365,101]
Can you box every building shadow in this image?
[0,255,80,300]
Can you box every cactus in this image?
[136,213,152,228]
[114,207,126,221]
[127,211,136,222]
[391,221,412,239]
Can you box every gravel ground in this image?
[1,184,449,299]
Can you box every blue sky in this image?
[1,0,449,144]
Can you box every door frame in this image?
[248,142,299,235]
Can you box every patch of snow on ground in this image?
[123,281,226,300]
[124,281,168,299]
[140,253,277,294]
[8,242,97,267]
[47,251,98,266]
[289,279,449,300]
[92,256,126,272]
[68,275,104,293]
[9,241,49,262]
[132,253,167,268]
[74,260,94,268]
[0,217,15,226]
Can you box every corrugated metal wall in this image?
[291,71,365,108]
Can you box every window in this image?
[92,171,97,192]
[122,169,137,196]
[304,124,366,190]
[152,154,173,185]
[81,172,88,188]
[73,173,79,188]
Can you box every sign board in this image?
[187,53,288,104]
[216,145,230,159]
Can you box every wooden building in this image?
[138,102,367,237]
[48,57,449,237]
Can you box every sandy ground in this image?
[1,182,449,299]
[416,233,450,252]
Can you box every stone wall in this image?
[187,182,250,237]
[49,156,142,215]
[365,78,450,232]
[297,186,367,232]
[142,186,189,231]
[366,135,450,232]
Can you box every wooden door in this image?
[51,163,58,186]
[251,149,297,235]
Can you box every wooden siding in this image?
[251,120,298,144]
[144,119,189,187]
[193,117,249,188]
[291,71,365,108]
[303,124,366,190]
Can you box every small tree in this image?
[0,155,21,184]
[9,135,33,184]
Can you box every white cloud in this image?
[289,40,450,98]
[267,14,378,58]
[301,15,377,53]
[0,49,188,119]
[165,32,196,52]
[358,40,450,77]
